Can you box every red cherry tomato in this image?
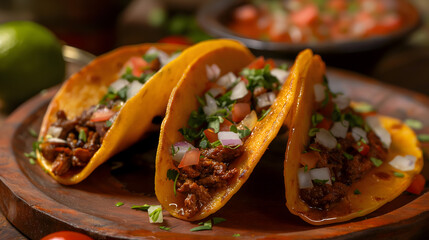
[41,231,93,240]
[406,174,426,195]
[158,35,192,45]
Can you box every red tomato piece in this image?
[265,58,276,70]
[220,118,234,131]
[353,142,370,156]
[291,4,319,27]
[247,56,265,69]
[232,102,251,123]
[316,118,333,130]
[90,108,115,122]
[234,4,258,22]
[123,57,149,77]
[204,128,218,143]
[300,151,321,170]
[178,149,201,168]
[158,35,192,45]
[406,174,426,195]
[41,231,93,240]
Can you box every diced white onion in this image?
[351,127,368,142]
[126,80,143,100]
[202,93,218,116]
[315,129,337,149]
[216,72,237,89]
[207,88,223,98]
[218,131,243,146]
[298,168,313,189]
[270,68,289,84]
[313,83,325,102]
[206,64,221,81]
[109,79,129,92]
[239,110,258,131]
[310,167,332,185]
[148,205,163,223]
[366,116,391,148]
[333,95,350,110]
[171,141,195,162]
[330,120,349,139]
[46,137,67,144]
[256,92,276,109]
[146,47,170,66]
[47,126,62,138]
[389,155,417,171]
[230,81,248,100]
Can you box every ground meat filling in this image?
[40,102,116,176]
[299,130,388,210]
[176,145,242,218]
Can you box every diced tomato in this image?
[90,109,115,122]
[124,57,149,77]
[300,151,321,170]
[328,0,347,11]
[204,128,218,143]
[232,103,251,123]
[367,15,402,36]
[353,141,370,156]
[318,99,334,117]
[406,174,426,195]
[234,4,258,22]
[247,57,265,69]
[265,58,276,70]
[158,35,192,45]
[178,149,200,168]
[316,118,333,130]
[291,4,319,27]
[220,118,234,131]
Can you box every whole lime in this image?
[0,21,65,111]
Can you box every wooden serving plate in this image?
[0,69,428,239]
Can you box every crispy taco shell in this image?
[155,42,315,221]
[37,42,222,185]
[284,53,423,225]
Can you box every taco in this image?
[284,52,423,225]
[37,41,232,185]
[155,41,314,221]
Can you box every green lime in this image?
[0,21,65,111]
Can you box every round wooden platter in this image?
[0,69,428,240]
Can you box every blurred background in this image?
[0,0,428,113]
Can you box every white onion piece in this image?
[256,92,276,109]
[171,141,195,162]
[207,88,223,98]
[147,205,163,223]
[270,68,289,84]
[47,126,62,138]
[230,81,248,100]
[126,80,143,100]
[389,155,417,171]
[298,168,313,189]
[330,120,349,139]
[333,95,350,110]
[310,167,332,185]
[239,110,258,131]
[110,79,129,92]
[202,93,218,116]
[218,131,243,146]
[313,83,325,102]
[315,129,337,149]
[366,116,391,148]
[206,64,221,81]
[217,72,237,89]
[351,127,368,142]
[146,47,170,66]
[46,137,67,144]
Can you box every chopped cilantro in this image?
[105,120,113,127]
[313,179,329,185]
[196,95,206,106]
[336,143,342,149]
[24,151,37,160]
[417,134,429,142]
[308,128,320,137]
[78,129,87,143]
[207,115,224,133]
[199,139,209,149]
[28,128,38,138]
[33,139,42,152]
[159,226,170,231]
[233,233,241,237]
[216,91,235,108]
[188,109,206,128]
[309,146,321,152]
[115,202,124,207]
[343,152,353,160]
[211,140,221,147]
[393,172,405,178]
[278,63,288,71]
[352,102,374,113]
[370,157,383,167]
[117,86,128,100]
[311,113,324,126]
[167,169,179,196]
[304,165,308,172]
[344,112,364,128]
[120,67,154,83]
[258,109,270,121]
[149,206,162,223]
[237,126,251,139]
[404,119,423,130]
[354,189,361,195]
[212,217,226,225]
[240,65,279,92]
[331,105,342,122]
[29,158,36,165]
[143,52,158,63]
[331,176,336,182]
[131,204,150,211]
[190,219,212,232]
[171,145,178,156]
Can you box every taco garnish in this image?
[155,43,315,221]
[284,53,423,225]
[37,41,231,185]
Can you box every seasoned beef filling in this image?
[176,145,242,217]
[299,131,387,210]
[40,103,115,176]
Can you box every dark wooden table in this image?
[0,212,27,240]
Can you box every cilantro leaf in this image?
[241,65,279,92]
[28,128,38,138]
[212,217,226,225]
[393,172,404,178]
[78,129,87,143]
[131,204,150,211]
[167,169,179,196]
[370,157,383,167]
[311,113,324,126]
[190,219,212,232]
[308,128,319,137]
[258,109,270,121]
[143,52,158,63]
[313,179,329,185]
[354,189,361,195]
[237,126,251,139]
[159,226,170,231]
[343,152,353,160]
[115,202,124,207]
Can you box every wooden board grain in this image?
[0,69,428,240]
